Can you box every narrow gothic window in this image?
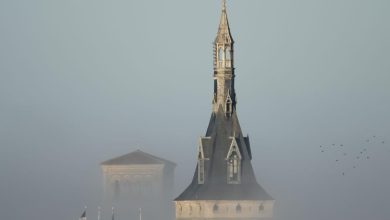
[225,48,232,68]
[218,47,223,61]
[227,151,240,183]
[225,47,231,60]
[197,143,206,184]
[198,158,205,184]
[226,94,233,116]
[226,101,232,114]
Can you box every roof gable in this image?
[226,137,242,160]
[101,150,176,166]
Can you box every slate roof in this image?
[175,107,273,201]
[101,150,176,166]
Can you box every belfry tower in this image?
[174,1,274,220]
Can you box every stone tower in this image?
[101,150,176,220]
[174,1,274,220]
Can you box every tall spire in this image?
[215,0,233,44]
[213,0,235,115]
[175,3,274,218]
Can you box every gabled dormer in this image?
[197,137,210,184]
[226,137,242,184]
[225,90,233,117]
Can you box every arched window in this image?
[225,47,231,60]
[213,204,219,213]
[178,204,182,214]
[198,145,205,184]
[218,47,224,61]
[198,158,205,184]
[225,92,233,116]
[228,153,239,180]
[226,99,232,115]
[259,204,265,212]
[226,138,242,184]
[236,204,242,213]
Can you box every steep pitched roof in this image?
[101,150,176,166]
[175,108,272,201]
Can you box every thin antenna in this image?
[139,208,142,220]
[111,207,115,220]
[222,0,227,11]
[97,207,101,220]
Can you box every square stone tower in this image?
[101,150,176,220]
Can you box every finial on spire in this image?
[222,0,227,11]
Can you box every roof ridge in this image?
[136,150,177,165]
[101,150,176,166]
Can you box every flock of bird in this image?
[319,135,387,176]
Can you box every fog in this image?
[1,0,390,220]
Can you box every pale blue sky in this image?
[1,1,390,220]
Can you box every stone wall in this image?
[175,200,274,219]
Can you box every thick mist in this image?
[1,1,390,220]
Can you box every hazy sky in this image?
[1,1,390,220]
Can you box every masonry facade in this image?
[101,150,176,220]
[101,150,175,202]
[174,1,274,220]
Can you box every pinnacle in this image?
[215,0,233,44]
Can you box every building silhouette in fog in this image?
[175,1,274,220]
[101,149,176,220]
